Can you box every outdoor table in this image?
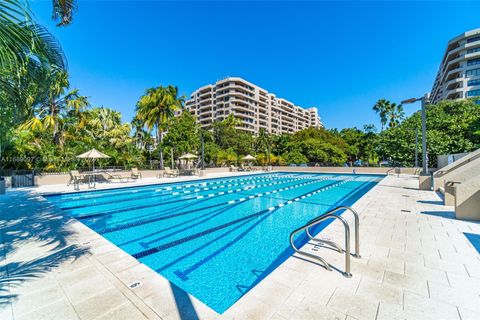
[180,169,197,176]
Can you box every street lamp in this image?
[401,93,430,176]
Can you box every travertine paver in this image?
[0,173,479,320]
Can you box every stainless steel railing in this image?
[289,206,360,277]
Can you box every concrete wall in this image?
[437,152,469,169]
[7,166,418,187]
[30,168,232,186]
[434,148,480,191]
[271,166,420,175]
[440,157,480,205]
[455,175,480,221]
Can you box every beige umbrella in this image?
[242,154,256,161]
[179,153,198,160]
[76,148,110,172]
[179,153,198,169]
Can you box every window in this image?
[468,79,480,86]
[467,36,480,44]
[467,47,480,54]
[467,89,480,97]
[466,68,480,77]
[467,58,480,66]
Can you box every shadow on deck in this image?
[0,191,90,307]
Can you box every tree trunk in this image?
[157,124,164,169]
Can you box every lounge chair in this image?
[103,171,131,183]
[67,170,85,186]
[131,167,142,180]
[163,167,179,177]
[230,165,238,172]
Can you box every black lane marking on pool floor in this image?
[46,172,283,200]
[131,177,355,260]
[59,173,289,210]
[73,175,323,220]
[97,176,334,234]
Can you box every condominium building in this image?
[431,28,480,104]
[185,77,322,135]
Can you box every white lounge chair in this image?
[163,167,179,177]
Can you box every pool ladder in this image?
[289,206,360,278]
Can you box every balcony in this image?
[446,77,464,90]
[445,67,463,82]
[446,88,464,100]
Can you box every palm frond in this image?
[52,0,76,26]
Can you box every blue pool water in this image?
[45,172,383,313]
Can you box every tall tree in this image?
[0,0,71,95]
[386,103,405,128]
[377,99,480,167]
[135,85,185,168]
[20,69,89,145]
[372,99,391,131]
[255,128,271,154]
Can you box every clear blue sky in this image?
[30,1,480,130]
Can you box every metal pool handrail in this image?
[289,206,361,278]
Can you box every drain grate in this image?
[401,209,411,213]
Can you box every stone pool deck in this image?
[0,173,479,320]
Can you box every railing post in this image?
[344,223,352,278]
[289,206,361,278]
[353,209,360,258]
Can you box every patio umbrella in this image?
[179,153,198,169]
[179,153,198,160]
[76,148,110,172]
[242,154,256,167]
[242,154,256,161]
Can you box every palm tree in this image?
[88,107,131,149]
[135,85,185,168]
[372,99,391,131]
[387,103,405,128]
[21,69,89,145]
[255,128,270,153]
[1,0,79,120]
[131,116,147,149]
[1,0,81,117]
[51,0,77,26]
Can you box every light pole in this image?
[414,127,418,168]
[401,93,430,176]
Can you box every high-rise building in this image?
[185,77,322,135]
[431,28,480,104]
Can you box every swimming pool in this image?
[45,172,383,313]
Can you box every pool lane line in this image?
[65,174,307,214]
[97,175,338,235]
[56,172,286,202]
[131,177,356,260]
[124,176,359,271]
[174,177,364,280]
[78,174,324,222]
[62,174,301,210]
[116,201,245,248]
